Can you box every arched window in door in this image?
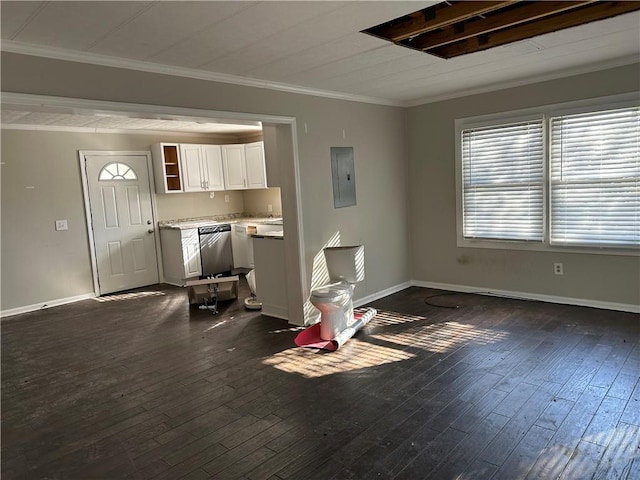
[98,162,137,180]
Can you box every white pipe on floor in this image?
[332,307,377,349]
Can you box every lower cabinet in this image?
[231,223,256,269]
[253,236,288,320]
[160,228,201,286]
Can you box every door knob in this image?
[147,220,152,225]
[147,229,154,234]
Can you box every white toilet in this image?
[310,245,365,341]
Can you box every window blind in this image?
[550,106,640,247]
[462,120,544,241]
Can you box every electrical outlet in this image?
[209,192,215,199]
[267,204,273,212]
[224,194,230,203]
[55,219,68,231]
[554,263,564,275]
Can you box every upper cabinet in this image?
[180,144,225,192]
[221,144,247,190]
[222,142,267,190]
[151,143,183,194]
[245,142,267,189]
[262,125,280,188]
[153,141,266,194]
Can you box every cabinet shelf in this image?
[152,143,183,193]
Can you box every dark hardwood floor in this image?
[2,280,639,479]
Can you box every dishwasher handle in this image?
[198,224,231,235]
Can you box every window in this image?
[550,107,639,247]
[461,119,544,242]
[99,162,137,181]
[457,95,639,252]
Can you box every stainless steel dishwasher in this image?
[198,224,233,276]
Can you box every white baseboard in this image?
[412,280,640,314]
[1,293,97,319]
[3,280,636,320]
[354,281,412,308]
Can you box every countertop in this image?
[159,216,283,230]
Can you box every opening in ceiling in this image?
[362,1,640,59]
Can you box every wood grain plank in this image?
[2,283,638,480]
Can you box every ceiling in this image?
[0,106,263,134]
[364,1,640,59]
[1,1,639,111]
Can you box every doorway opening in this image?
[2,93,307,322]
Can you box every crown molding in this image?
[2,41,637,110]
[1,40,404,108]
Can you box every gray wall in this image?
[0,129,247,310]
[242,188,282,218]
[1,52,410,313]
[408,63,640,307]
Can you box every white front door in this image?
[83,152,159,295]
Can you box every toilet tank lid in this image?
[323,245,363,252]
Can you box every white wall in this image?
[1,52,411,315]
[408,63,640,309]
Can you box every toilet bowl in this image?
[310,281,355,340]
[310,246,364,341]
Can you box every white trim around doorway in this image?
[2,92,307,319]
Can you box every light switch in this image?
[55,219,68,231]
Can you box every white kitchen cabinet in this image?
[253,236,288,320]
[221,144,247,190]
[151,143,183,193]
[154,141,265,193]
[180,144,225,192]
[245,141,267,189]
[160,228,201,286]
[222,142,267,190]
[231,223,256,269]
[202,145,226,191]
[262,125,280,187]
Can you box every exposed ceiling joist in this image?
[363,0,640,59]
[406,1,594,51]
[376,1,514,42]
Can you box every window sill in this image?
[457,238,639,257]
